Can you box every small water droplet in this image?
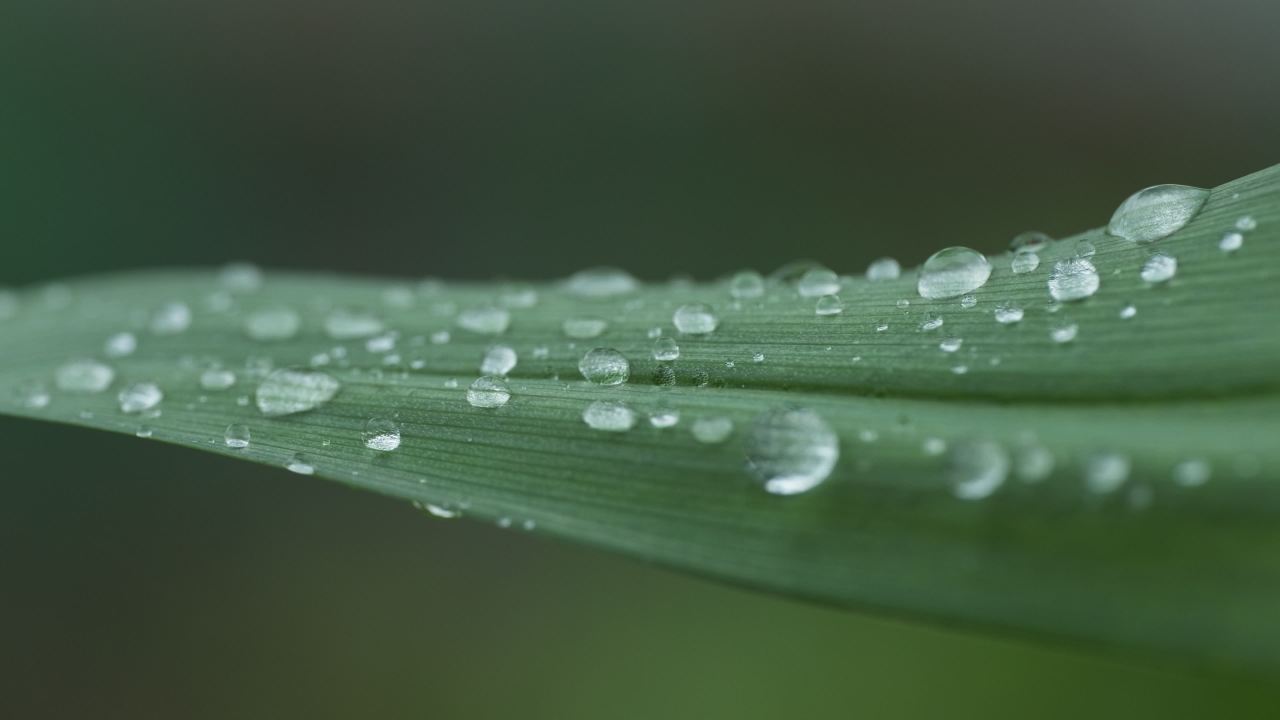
[286,453,315,475]
[922,437,947,456]
[1011,252,1040,275]
[691,416,734,443]
[1050,322,1078,344]
[948,440,1009,500]
[224,423,251,449]
[1084,451,1130,493]
[104,332,138,358]
[1119,303,1137,320]
[365,332,397,353]
[895,298,910,309]
[456,306,510,335]
[135,426,154,439]
[150,302,192,335]
[1013,443,1054,482]
[499,284,539,308]
[200,368,237,391]
[1219,232,1243,253]
[874,321,889,332]
[118,382,163,413]
[1140,253,1177,283]
[797,268,840,298]
[1172,458,1211,487]
[578,348,630,385]
[950,364,969,375]
[745,407,839,496]
[14,380,51,409]
[649,406,680,428]
[245,307,301,341]
[729,270,766,299]
[219,262,263,292]
[480,345,518,376]
[939,337,963,353]
[652,337,680,361]
[55,359,115,393]
[1107,184,1209,242]
[363,417,401,451]
[865,257,901,281]
[917,247,992,300]
[814,295,844,316]
[1073,239,1096,258]
[430,330,451,345]
[565,267,639,298]
[994,302,1023,324]
[255,369,341,416]
[324,308,384,339]
[582,400,637,432]
[1009,231,1051,254]
[752,351,765,363]
[467,376,511,408]
[1235,215,1257,231]
[919,312,943,331]
[1048,258,1100,302]
[959,295,977,309]
[562,316,609,339]
[673,304,719,335]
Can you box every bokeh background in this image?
[3,1,1278,717]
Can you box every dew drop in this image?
[245,307,301,341]
[582,400,637,432]
[224,423,251,449]
[919,312,943,331]
[895,298,910,309]
[797,268,840,298]
[939,337,963,353]
[1219,232,1243,253]
[499,284,539,308]
[135,426,154,439]
[672,304,719,335]
[363,417,402,451]
[1172,458,1211,487]
[14,380,51,409]
[865,257,901,281]
[745,407,839,496]
[456,306,511,335]
[752,352,765,363]
[922,437,947,456]
[1235,215,1257,231]
[917,247,992,300]
[1009,231,1051,254]
[286,453,315,475]
[1047,258,1100,302]
[1050,322,1078,344]
[104,332,138,358]
[118,382,163,414]
[480,345,518,376]
[652,337,680,362]
[728,270,766,299]
[200,368,237,391]
[1107,184,1209,243]
[1013,443,1054,482]
[565,267,639,298]
[562,316,609,339]
[255,369,341,416]
[959,295,977,309]
[1073,239,1096,258]
[467,376,511,408]
[219,262,264,292]
[324,308,384,339]
[1010,252,1040,275]
[691,416,734,444]
[55,359,115,393]
[649,406,680,428]
[948,440,1009,500]
[578,348,630,385]
[1140,253,1177,283]
[814,295,844,316]
[150,302,192,335]
[1084,451,1130,493]
[994,302,1024,324]
[1119,303,1137,320]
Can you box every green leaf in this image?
[3,165,1279,673]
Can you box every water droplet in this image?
[480,345,518,376]
[797,268,840,298]
[1050,322,1078,344]
[922,437,947,456]
[939,337,963,353]
[420,503,460,519]
[1219,232,1243,253]
[456,306,510,335]
[365,332,397,353]
[499,284,539,308]
[649,406,680,428]
[895,298,911,309]
[224,423,251,449]
[324,308,384,339]
[118,382,163,414]
[219,262,263,292]
[1084,451,1130,493]
[578,348,630,385]
[1107,184,1209,242]
[1009,231,1051,254]
[1172,458,1211,487]
[959,295,977,309]
[1140,253,1177,283]
[691,416,734,444]
[565,267,639,298]
[255,369,341,416]
[745,407,839,496]
[1011,252,1040,275]
[752,351,765,363]
[1235,215,1257,231]
[1073,239,1096,258]
[917,247,992,300]
[874,321,889,332]
[150,302,192,335]
[948,440,1009,500]
[1013,443,1054,482]
[199,368,237,391]
[994,302,1023,324]
[672,304,719,335]
[814,295,844,316]
[245,307,301,341]
[729,270,766,299]
[286,453,315,475]
[104,332,137,358]
[582,400,637,432]
[652,337,680,361]
[14,380,51,409]
[135,426,154,439]
[363,417,402,451]
[55,359,115,393]
[919,312,943,331]
[562,316,609,339]
[1047,258,1100,302]
[467,376,511,408]
[430,330,451,345]
[1119,303,1137,320]
[950,364,969,375]
[865,257,901,281]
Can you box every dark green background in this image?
[2,1,1276,717]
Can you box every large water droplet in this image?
[797,268,840,298]
[672,304,719,335]
[745,407,839,496]
[565,267,639,298]
[582,400,637,432]
[224,423,251,449]
[652,337,680,361]
[245,307,301,341]
[324,308,384,339]
[562,316,608,339]
[55,359,115,393]
[467,376,511,408]
[456,306,510,335]
[578,348,630,385]
[1047,258,1099,302]
[363,417,402,451]
[948,440,1009,500]
[1139,253,1177,284]
[729,270,765,299]
[1107,184,1209,242]
[480,345,518,376]
[865,257,901,281]
[255,369,341,416]
[691,416,734,444]
[118,382,163,414]
[150,302,192,335]
[104,332,137,358]
[917,247,992,300]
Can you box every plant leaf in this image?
[3,165,1279,672]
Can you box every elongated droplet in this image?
[245,307,301,341]
[582,400,637,432]
[456,306,510,335]
[200,368,237,391]
[745,407,839,496]
[1009,231,1051,254]
[324,309,384,339]
[917,247,992,300]
[55,359,115,393]
[565,267,639,298]
[649,407,680,428]
[1047,258,1099,302]
[1107,184,1209,242]
[562,316,608,339]
[255,369,341,416]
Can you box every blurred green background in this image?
[2,0,1277,717]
